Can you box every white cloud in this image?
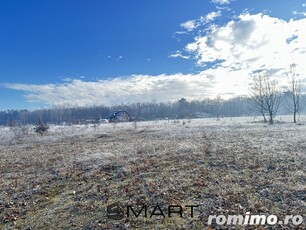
[4,74,220,107]
[202,11,222,23]
[180,20,197,31]
[175,31,188,35]
[292,10,306,16]
[169,51,190,59]
[116,56,123,60]
[62,77,73,82]
[185,13,306,88]
[212,0,232,5]
[180,11,221,32]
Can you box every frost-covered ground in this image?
[0,116,305,229]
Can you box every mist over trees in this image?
[0,96,253,125]
[1,93,304,126]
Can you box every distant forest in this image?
[0,95,301,125]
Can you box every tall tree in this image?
[250,73,281,124]
[284,64,305,123]
[250,74,267,122]
[214,95,223,119]
[177,98,189,118]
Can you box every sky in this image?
[1,0,306,110]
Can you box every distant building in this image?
[109,110,131,123]
[99,119,109,124]
[194,112,214,118]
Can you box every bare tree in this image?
[284,64,305,123]
[214,95,223,120]
[250,73,281,124]
[262,74,281,124]
[250,74,267,122]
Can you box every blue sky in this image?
[1,0,306,109]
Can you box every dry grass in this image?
[0,117,305,229]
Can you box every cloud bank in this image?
[5,74,218,107]
[184,13,306,86]
[4,12,306,107]
[186,14,306,68]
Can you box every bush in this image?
[8,120,30,141]
[8,119,16,128]
[34,119,49,135]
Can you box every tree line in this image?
[0,94,301,126]
[0,96,253,125]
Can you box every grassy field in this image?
[0,117,305,229]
